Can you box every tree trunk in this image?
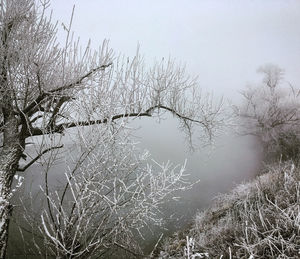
[0,115,22,258]
[0,16,23,258]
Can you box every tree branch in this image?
[47,96,73,130]
[146,105,208,127]
[23,63,112,115]
[17,145,63,172]
[29,104,209,136]
[30,111,152,136]
[49,63,113,94]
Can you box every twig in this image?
[149,233,164,258]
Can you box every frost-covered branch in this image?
[17,144,63,172]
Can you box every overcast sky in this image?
[50,0,300,101]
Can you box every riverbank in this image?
[154,160,300,258]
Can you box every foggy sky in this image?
[50,0,300,101]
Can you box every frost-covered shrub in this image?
[236,64,300,163]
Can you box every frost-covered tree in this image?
[236,64,300,161]
[0,0,224,258]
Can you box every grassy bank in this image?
[155,161,300,258]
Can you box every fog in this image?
[48,0,300,224]
[50,0,300,101]
[8,0,300,256]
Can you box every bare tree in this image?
[0,0,224,258]
[235,64,300,161]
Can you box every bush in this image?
[236,64,300,163]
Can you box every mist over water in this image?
[129,115,263,251]
[10,114,263,256]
